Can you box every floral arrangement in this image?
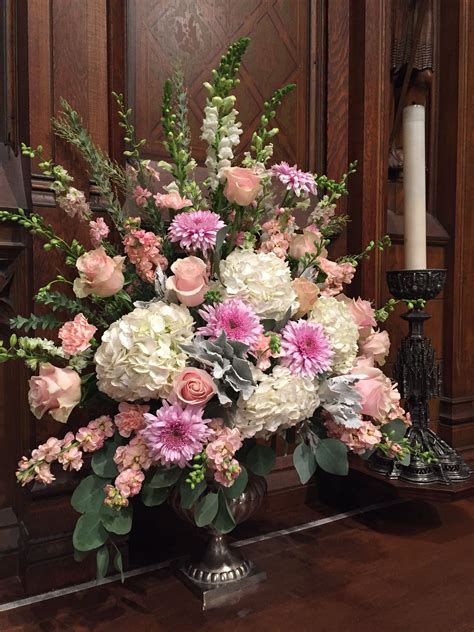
[0,38,412,579]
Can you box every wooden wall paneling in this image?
[347,0,391,305]
[127,0,312,168]
[437,0,474,448]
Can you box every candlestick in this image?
[403,105,427,270]
[370,270,470,484]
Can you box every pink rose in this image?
[166,256,209,307]
[359,329,390,366]
[154,191,192,210]
[73,247,125,298]
[292,277,320,318]
[172,368,216,406]
[352,363,396,422]
[345,297,377,330]
[28,364,81,423]
[58,314,97,355]
[223,167,261,206]
[289,230,321,259]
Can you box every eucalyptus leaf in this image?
[71,474,110,514]
[315,438,349,476]
[73,548,89,562]
[223,466,248,500]
[100,504,133,535]
[149,467,182,488]
[114,549,125,583]
[96,546,109,580]
[91,433,123,478]
[381,418,408,443]
[141,484,169,507]
[213,491,236,534]
[293,442,317,484]
[73,512,108,552]
[194,492,219,527]
[246,443,276,476]
[180,479,207,510]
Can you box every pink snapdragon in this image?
[325,417,382,455]
[57,187,91,220]
[134,186,152,206]
[318,257,356,296]
[114,468,145,498]
[206,422,243,487]
[89,217,110,247]
[123,229,168,283]
[251,333,280,370]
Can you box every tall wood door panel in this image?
[127,0,320,170]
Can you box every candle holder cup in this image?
[369,269,471,484]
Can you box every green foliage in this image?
[213,490,236,534]
[71,474,112,514]
[73,512,109,552]
[96,546,109,580]
[141,484,169,507]
[338,235,392,267]
[52,99,127,231]
[0,208,84,264]
[314,438,349,476]
[9,313,61,332]
[205,37,251,99]
[148,466,182,488]
[246,443,276,476]
[293,442,317,484]
[91,434,123,478]
[179,478,206,509]
[222,466,248,500]
[194,492,219,527]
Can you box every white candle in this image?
[403,104,427,269]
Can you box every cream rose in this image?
[292,277,320,319]
[73,247,125,298]
[166,256,209,307]
[289,229,321,259]
[224,167,261,206]
[28,364,81,423]
[172,368,216,406]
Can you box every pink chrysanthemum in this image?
[280,319,333,377]
[168,210,225,255]
[141,402,212,467]
[198,298,264,348]
[271,162,317,198]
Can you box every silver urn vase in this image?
[169,475,267,608]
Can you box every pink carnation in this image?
[141,402,212,468]
[168,210,225,256]
[325,418,382,455]
[359,329,390,366]
[58,314,97,356]
[198,298,264,348]
[154,191,192,210]
[280,319,333,378]
[251,333,280,370]
[114,403,150,438]
[89,217,110,247]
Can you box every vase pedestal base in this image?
[175,560,266,609]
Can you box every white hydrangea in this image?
[232,366,320,438]
[309,296,358,374]
[220,249,298,321]
[94,302,194,401]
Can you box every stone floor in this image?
[1,497,474,631]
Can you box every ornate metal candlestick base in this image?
[370,269,471,484]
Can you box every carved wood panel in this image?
[127,0,313,168]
